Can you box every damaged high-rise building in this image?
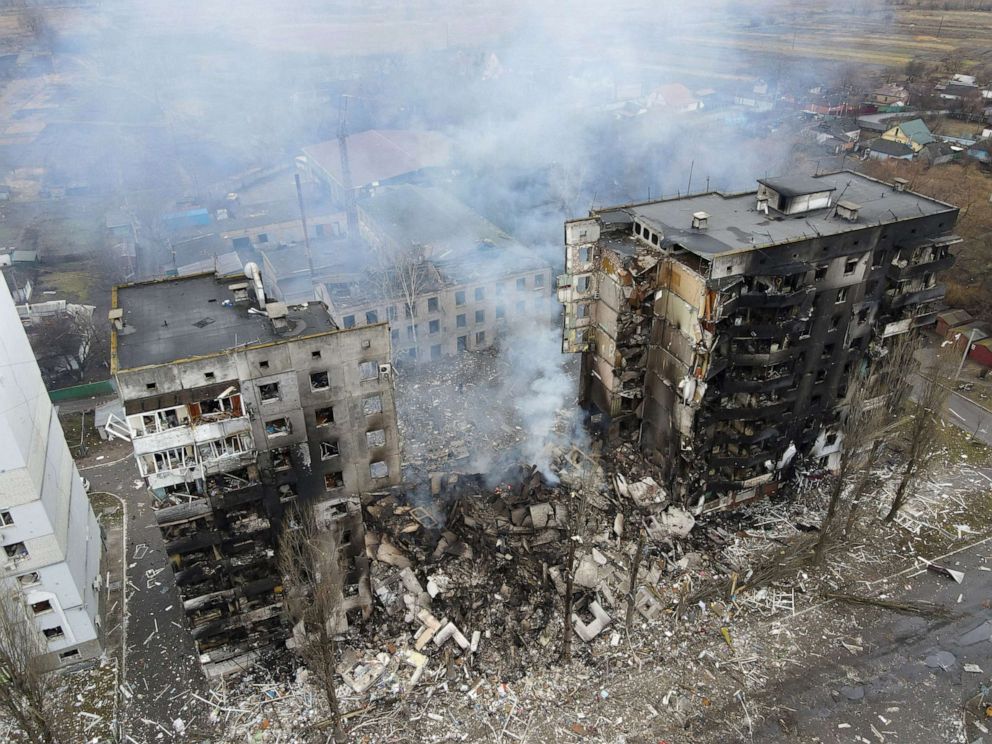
[107,265,400,675]
[558,172,959,513]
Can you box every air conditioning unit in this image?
[378,363,392,378]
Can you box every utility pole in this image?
[955,328,978,381]
[338,95,360,241]
[294,173,317,299]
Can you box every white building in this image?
[0,280,103,667]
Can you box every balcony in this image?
[727,344,802,367]
[886,253,954,280]
[132,426,195,456]
[192,416,252,444]
[725,318,805,341]
[704,399,793,421]
[735,287,814,310]
[884,284,945,310]
[721,372,796,393]
[201,451,257,476]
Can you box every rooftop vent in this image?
[893,177,909,192]
[267,302,289,331]
[228,282,249,303]
[108,308,124,330]
[756,194,769,215]
[691,211,709,230]
[835,200,861,222]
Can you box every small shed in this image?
[970,338,992,368]
[948,321,992,352]
[936,308,973,337]
[11,249,38,264]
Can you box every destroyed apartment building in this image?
[107,264,401,675]
[559,171,959,513]
[308,184,555,363]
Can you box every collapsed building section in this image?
[559,171,959,513]
[108,266,400,675]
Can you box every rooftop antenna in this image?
[294,172,317,299]
[338,94,360,241]
[686,160,694,194]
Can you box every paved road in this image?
[944,388,992,446]
[80,443,207,740]
[747,528,992,742]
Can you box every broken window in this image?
[145,382,157,391]
[575,276,590,292]
[474,287,485,302]
[576,303,589,318]
[43,626,65,641]
[427,297,439,312]
[429,319,440,334]
[844,257,859,275]
[17,572,39,587]
[204,371,215,381]
[811,394,823,408]
[324,472,343,490]
[366,310,379,324]
[370,461,388,479]
[363,395,383,415]
[388,306,398,321]
[343,315,356,329]
[836,287,848,303]
[822,343,835,359]
[265,417,291,437]
[4,542,27,560]
[456,314,466,328]
[430,344,442,360]
[259,360,270,369]
[315,406,334,426]
[534,273,545,288]
[310,371,329,391]
[475,309,485,324]
[59,649,80,661]
[516,277,526,290]
[815,368,827,382]
[857,308,869,324]
[358,361,379,380]
[366,429,386,448]
[814,265,828,281]
[31,599,53,615]
[271,447,291,470]
[258,382,279,403]
[0,511,12,527]
[830,314,842,330]
[457,336,467,352]
[455,290,466,306]
[495,305,506,320]
[320,440,339,460]
[476,331,485,345]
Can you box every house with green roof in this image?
[881,118,935,153]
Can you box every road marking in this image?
[949,408,965,421]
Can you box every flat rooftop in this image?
[592,171,957,258]
[114,272,336,371]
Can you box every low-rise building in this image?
[559,171,959,513]
[108,266,400,675]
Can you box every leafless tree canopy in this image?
[0,583,62,744]
[278,505,346,740]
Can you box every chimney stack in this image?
[691,211,709,230]
[893,177,909,192]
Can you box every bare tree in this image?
[0,582,62,744]
[366,243,441,359]
[28,309,104,385]
[278,504,345,741]
[884,345,955,523]
[814,333,920,562]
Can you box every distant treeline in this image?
[886,0,992,9]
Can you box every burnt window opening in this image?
[830,314,842,330]
[145,382,157,391]
[576,303,590,319]
[370,461,388,479]
[315,407,334,426]
[43,626,65,641]
[4,542,28,560]
[358,361,379,381]
[475,310,485,324]
[59,649,80,661]
[258,382,280,403]
[427,297,439,312]
[265,417,291,437]
[259,360,270,369]
[366,310,379,324]
[320,441,339,460]
[836,288,848,303]
[204,371,216,381]
[430,344,442,360]
[516,277,526,290]
[343,315,356,329]
[363,395,383,416]
[310,371,330,391]
[867,279,879,294]
[455,290,466,306]
[857,308,869,324]
[475,287,485,302]
[271,447,291,470]
[324,472,343,491]
[815,368,827,382]
[814,265,828,281]
[811,394,823,408]
[340,530,353,549]
[31,600,52,615]
[366,429,386,448]
[476,331,486,345]
[822,343,836,359]
[457,335,468,352]
[428,319,440,334]
[844,257,859,275]
[456,314,467,328]
[826,432,838,446]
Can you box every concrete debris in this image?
[572,601,611,642]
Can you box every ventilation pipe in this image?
[244,262,267,310]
